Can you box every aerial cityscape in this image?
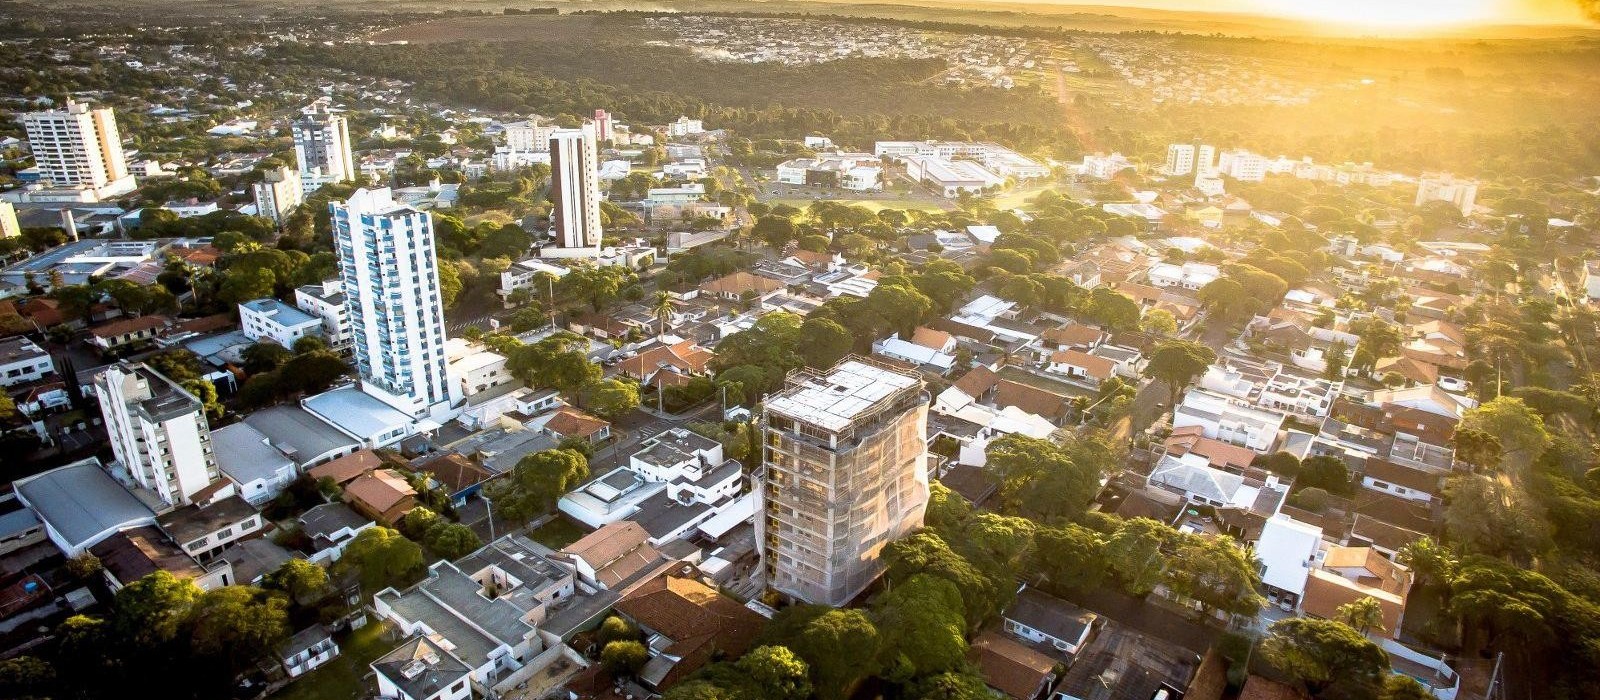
[0,1,1596,700]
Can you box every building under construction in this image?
[756,357,930,606]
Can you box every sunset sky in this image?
[1046,0,1594,27]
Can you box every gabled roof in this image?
[1164,427,1255,471]
[910,326,954,350]
[698,271,783,296]
[618,340,714,379]
[1041,323,1105,347]
[416,453,492,494]
[951,366,999,398]
[1049,349,1116,379]
[1005,588,1096,645]
[307,449,383,485]
[968,631,1057,700]
[543,407,610,439]
[993,379,1068,419]
[343,468,418,524]
[1361,458,1441,494]
[614,575,764,688]
[1301,567,1406,637]
[89,314,169,339]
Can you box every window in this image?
[452,680,467,693]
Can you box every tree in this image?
[277,350,351,395]
[487,448,590,522]
[798,317,853,369]
[1297,455,1354,495]
[985,435,1100,523]
[1140,308,1178,335]
[588,378,641,420]
[242,342,292,375]
[0,656,53,700]
[217,266,276,306]
[508,333,602,393]
[1380,675,1436,700]
[752,215,798,248]
[598,615,637,645]
[1086,287,1141,331]
[264,558,329,604]
[1260,618,1388,697]
[337,527,424,591]
[1197,278,1250,324]
[1458,397,1550,472]
[601,640,650,677]
[1030,523,1107,593]
[874,574,968,678]
[882,531,998,626]
[786,609,880,700]
[1144,340,1217,406]
[438,260,463,308]
[1164,534,1265,619]
[66,553,102,580]
[1104,518,1171,596]
[426,522,482,560]
[866,283,932,338]
[737,646,812,700]
[1334,597,1388,636]
[1397,537,1458,588]
[907,671,993,700]
[187,585,290,674]
[112,571,201,646]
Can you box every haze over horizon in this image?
[973,0,1596,27]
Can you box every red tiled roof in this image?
[615,575,765,689]
[618,340,714,379]
[308,449,383,485]
[967,632,1056,700]
[89,314,169,339]
[1049,349,1116,379]
[543,407,610,439]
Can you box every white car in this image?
[1438,376,1469,393]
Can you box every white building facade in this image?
[548,127,603,252]
[292,100,356,185]
[94,362,220,507]
[21,99,136,200]
[253,166,304,225]
[332,188,462,418]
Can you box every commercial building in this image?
[239,297,323,348]
[292,99,356,185]
[902,155,1004,197]
[332,187,462,418]
[758,358,930,606]
[547,127,603,253]
[1216,149,1268,182]
[93,362,221,508]
[775,153,883,191]
[252,165,303,225]
[19,99,136,201]
[1415,173,1478,216]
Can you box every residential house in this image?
[298,502,374,564]
[1300,546,1411,639]
[88,314,169,352]
[968,632,1059,700]
[1002,587,1098,656]
[533,406,612,444]
[617,340,715,390]
[0,336,55,387]
[371,635,473,700]
[1253,514,1324,609]
[1359,458,1442,503]
[554,521,666,592]
[1045,349,1116,388]
[612,574,765,690]
[698,272,784,302]
[1173,388,1287,453]
[239,298,322,348]
[415,453,492,507]
[343,468,419,526]
[1163,426,1255,473]
[280,625,340,678]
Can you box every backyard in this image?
[269,621,393,700]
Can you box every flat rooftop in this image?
[212,422,296,485]
[765,359,921,433]
[15,458,155,551]
[243,404,361,465]
[303,384,411,439]
[241,298,318,327]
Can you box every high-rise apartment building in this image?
[1197,144,1217,175]
[21,99,136,200]
[548,126,603,252]
[292,100,356,185]
[504,118,557,153]
[1217,149,1268,182]
[757,358,931,606]
[332,188,461,418]
[1165,144,1197,176]
[592,109,613,142]
[0,201,19,239]
[1415,173,1478,217]
[252,166,304,225]
[94,362,220,508]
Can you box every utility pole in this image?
[482,495,495,542]
[1485,651,1505,700]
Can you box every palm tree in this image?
[651,291,674,340]
[1334,596,1387,636]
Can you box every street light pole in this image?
[483,495,495,542]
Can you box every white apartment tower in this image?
[21,99,136,199]
[252,165,304,225]
[0,201,19,239]
[504,118,557,153]
[1165,144,1197,176]
[94,362,220,508]
[1197,144,1217,175]
[292,100,356,184]
[548,126,603,251]
[1415,174,1478,217]
[757,358,931,606]
[332,188,461,418]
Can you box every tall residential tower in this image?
[292,99,356,188]
[332,188,461,418]
[757,358,931,606]
[21,99,136,200]
[547,126,603,254]
[94,362,220,507]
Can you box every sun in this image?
[1254,0,1500,28]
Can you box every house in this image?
[555,521,665,591]
[343,468,419,526]
[242,405,363,469]
[612,574,765,690]
[297,502,374,564]
[1173,388,1287,453]
[88,314,169,352]
[1039,323,1106,352]
[155,493,263,561]
[968,631,1059,700]
[307,448,386,486]
[372,534,579,695]
[874,334,957,371]
[414,453,492,507]
[212,422,298,506]
[1045,349,1116,388]
[534,406,612,444]
[239,298,322,348]
[90,525,232,591]
[1148,452,1259,509]
[1002,587,1098,656]
[1254,515,1324,608]
[698,272,784,301]
[1163,426,1255,473]
[617,340,715,389]
[0,336,55,387]
[1360,458,1442,503]
[909,326,957,354]
[1300,546,1411,638]
[280,624,339,678]
[372,635,473,700]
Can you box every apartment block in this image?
[253,165,304,224]
[21,99,136,200]
[93,362,220,507]
[292,99,355,184]
[758,358,930,606]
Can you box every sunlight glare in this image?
[1253,0,1500,28]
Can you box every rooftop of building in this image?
[90,524,206,584]
[0,336,47,365]
[212,422,296,486]
[302,384,411,439]
[297,502,371,540]
[15,458,155,550]
[155,494,257,545]
[372,635,473,700]
[240,297,319,327]
[765,358,922,433]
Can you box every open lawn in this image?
[528,516,588,549]
[269,621,392,700]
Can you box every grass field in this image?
[528,517,588,549]
[269,622,392,700]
